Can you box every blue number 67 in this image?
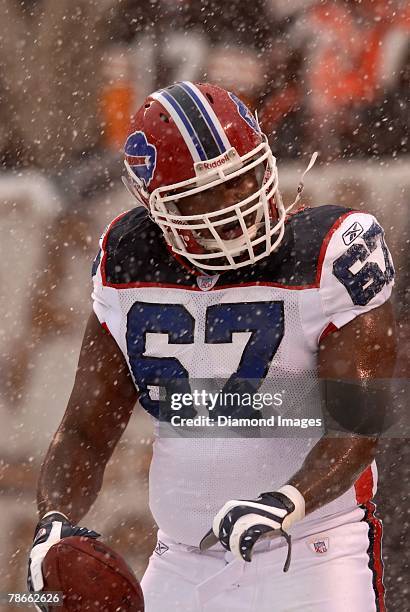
[126,301,285,419]
[333,221,394,307]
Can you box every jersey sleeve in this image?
[318,211,395,330]
[91,244,108,325]
[91,216,123,332]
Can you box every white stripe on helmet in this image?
[151,90,203,163]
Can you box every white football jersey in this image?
[92,205,394,546]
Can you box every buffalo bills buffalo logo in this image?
[124,131,157,188]
[228,92,260,134]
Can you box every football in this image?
[42,536,144,611]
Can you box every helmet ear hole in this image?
[160,113,170,123]
[205,92,214,104]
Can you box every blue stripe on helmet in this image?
[179,82,228,154]
[160,90,207,161]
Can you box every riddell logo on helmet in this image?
[203,153,230,170]
[195,149,239,177]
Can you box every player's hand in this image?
[27,511,100,608]
[200,486,305,569]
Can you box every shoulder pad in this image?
[101,207,162,285]
[288,205,354,285]
[102,207,151,253]
[254,205,353,287]
[96,207,196,287]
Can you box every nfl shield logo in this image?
[310,538,329,554]
[196,274,220,291]
[314,540,327,553]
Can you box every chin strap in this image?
[285,151,319,214]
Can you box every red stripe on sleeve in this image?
[101,322,111,336]
[318,322,338,344]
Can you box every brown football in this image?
[42,536,144,611]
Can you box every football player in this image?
[28,82,396,611]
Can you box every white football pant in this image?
[141,506,384,612]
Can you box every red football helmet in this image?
[123,82,286,271]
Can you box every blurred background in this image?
[0,0,408,610]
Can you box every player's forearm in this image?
[37,431,108,523]
[286,435,378,515]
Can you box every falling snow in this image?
[0,0,408,610]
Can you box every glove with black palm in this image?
[27,511,100,610]
[200,485,305,571]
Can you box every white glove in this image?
[27,511,100,610]
[200,485,305,570]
